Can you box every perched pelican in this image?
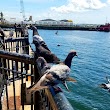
[31,25,61,63]
[100,77,110,92]
[27,50,77,93]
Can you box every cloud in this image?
[51,0,106,13]
[107,0,110,4]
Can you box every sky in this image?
[0,0,110,24]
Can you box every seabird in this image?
[31,25,61,63]
[36,57,51,75]
[27,50,77,93]
[21,25,29,37]
[0,27,5,48]
[0,27,5,40]
[57,44,60,46]
[31,26,50,51]
[55,30,58,35]
[100,77,110,92]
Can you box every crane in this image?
[20,0,26,21]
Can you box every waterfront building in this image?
[35,19,73,26]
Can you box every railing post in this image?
[33,61,42,110]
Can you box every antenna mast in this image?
[20,0,26,21]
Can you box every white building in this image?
[35,19,73,26]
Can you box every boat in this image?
[97,23,110,32]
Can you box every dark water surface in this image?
[29,30,110,110]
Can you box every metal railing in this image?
[0,32,74,110]
[0,37,59,110]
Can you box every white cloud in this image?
[51,0,106,13]
[107,0,110,4]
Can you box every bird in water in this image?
[100,77,110,92]
[30,25,61,63]
[55,30,58,35]
[27,50,77,94]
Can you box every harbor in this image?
[1,26,110,110]
[1,0,110,110]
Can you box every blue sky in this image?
[0,0,110,24]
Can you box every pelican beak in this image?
[66,77,77,82]
[62,81,70,91]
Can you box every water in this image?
[29,30,110,110]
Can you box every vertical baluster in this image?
[5,83,9,109]
[7,59,10,77]
[12,60,16,110]
[2,58,9,109]
[21,62,24,110]
[15,61,18,78]
[5,42,7,51]
[10,42,12,52]
[16,41,19,53]
[31,64,33,110]
[20,41,22,53]
[8,42,10,52]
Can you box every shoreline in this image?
[0,24,100,31]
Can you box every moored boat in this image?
[97,23,110,32]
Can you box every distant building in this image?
[35,19,73,26]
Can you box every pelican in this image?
[27,50,77,93]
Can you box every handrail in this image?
[0,50,34,64]
[5,37,28,43]
[0,33,75,110]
